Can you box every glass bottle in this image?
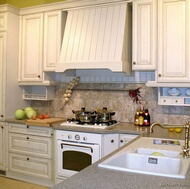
[143,109,150,126]
[138,111,144,126]
[134,109,139,126]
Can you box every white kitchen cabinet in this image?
[102,134,119,157]
[19,13,43,82]
[132,0,157,70]
[43,11,64,71]
[0,5,28,120]
[9,153,52,180]
[0,32,5,120]
[119,133,139,147]
[157,0,190,82]
[19,9,63,83]
[7,123,53,187]
[0,123,6,171]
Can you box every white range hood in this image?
[56,2,132,74]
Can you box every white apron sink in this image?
[98,137,190,178]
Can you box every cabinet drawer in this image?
[171,98,184,104]
[9,133,52,158]
[159,97,171,104]
[9,153,52,180]
[0,13,6,31]
[9,123,52,137]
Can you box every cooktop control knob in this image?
[68,135,72,139]
[83,136,87,141]
[75,134,80,140]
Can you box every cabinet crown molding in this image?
[0,4,19,14]
[19,0,132,15]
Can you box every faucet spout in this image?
[149,121,190,158]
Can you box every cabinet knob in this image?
[38,75,41,78]
[111,139,114,143]
[158,73,162,77]
[0,115,3,118]
[120,140,123,143]
[1,126,3,129]
[27,125,29,128]
[133,61,136,65]
[27,137,29,140]
[27,158,29,161]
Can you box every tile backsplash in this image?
[32,82,190,125]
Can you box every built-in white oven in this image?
[55,130,102,183]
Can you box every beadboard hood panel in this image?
[56,2,132,74]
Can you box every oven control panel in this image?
[55,130,102,144]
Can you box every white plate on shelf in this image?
[168,88,180,96]
[186,89,190,96]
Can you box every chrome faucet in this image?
[150,122,190,158]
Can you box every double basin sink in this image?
[98,137,190,178]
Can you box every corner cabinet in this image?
[157,0,190,82]
[132,0,157,70]
[19,9,64,83]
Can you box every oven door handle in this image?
[61,143,93,153]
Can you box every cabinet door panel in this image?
[9,133,52,158]
[0,125,4,170]
[9,153,52,180]
[43,11,62,71]
[20,13,43,82]
[9,123,52,137]
[103,134,119,157]
[157,0,190,82]
[132,0,157,70]
[0,33,5,120]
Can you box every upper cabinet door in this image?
[157,0,190,82]
[19,13,43,82]
[43,10,63,71]
[0,32,5,120]
[132,0,157,70]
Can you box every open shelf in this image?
[22,86,54,101]
[158,87,190,106]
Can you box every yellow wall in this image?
[0,0,65,8]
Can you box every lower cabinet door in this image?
[9,153,52,180]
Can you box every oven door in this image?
[57,140,100,178]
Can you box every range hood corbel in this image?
[56,2,132,75]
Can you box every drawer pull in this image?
[27,158,29,161]
[27,125,29,128]
[27,137,29,140]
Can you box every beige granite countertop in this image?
[51,122,189,189]
[6,118,189,189]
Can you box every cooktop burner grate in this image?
[60,119,118,129]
